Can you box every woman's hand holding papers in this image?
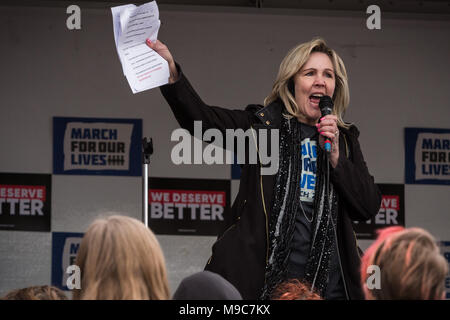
[146,39,179,84]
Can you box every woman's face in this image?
[293,52,336,125]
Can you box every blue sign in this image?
[405,128,450,185]
[51,232,84,290]
[53,117,142,176]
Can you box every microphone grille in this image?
[319,95,333,111]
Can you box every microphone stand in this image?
[142,137,153,228]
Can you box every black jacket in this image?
[160,65,382,300]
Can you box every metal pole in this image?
[142,138,153,228]
[143,162,149,228]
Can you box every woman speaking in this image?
[148,37,381,300]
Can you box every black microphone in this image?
[319,96,334,153]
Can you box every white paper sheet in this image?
[111,1,169,94]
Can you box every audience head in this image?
[1,285,68,300]
[271,279,322,300]
[173,271,242,300]
[361,226,448,300]
[73,214,170,300]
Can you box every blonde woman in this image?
[72,215,170,300]
[361,226,448,300]
[148,37,381,300]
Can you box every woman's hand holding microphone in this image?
[316,115,340,169]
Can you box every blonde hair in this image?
[264,37,350,128]
[73,214,170,300]
[361,227,448,300]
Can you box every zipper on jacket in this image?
[332,217,350,300]
[324,150,349,300]
[334,132,350,299]
[260,174,269,265]
[250,126,270,268]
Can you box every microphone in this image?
[319,96,334,153]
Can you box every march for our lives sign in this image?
[51,232,84,290]
[53,117,142,176]
[405,128,450,185]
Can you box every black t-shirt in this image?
[286,123,345,300]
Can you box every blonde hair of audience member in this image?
[73,215,170,300]
[361,226,448,300]
[1,285,68,300]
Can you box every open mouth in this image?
[309,94,323,105]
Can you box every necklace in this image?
[299,196,314,223]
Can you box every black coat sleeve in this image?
[160,63,253,135]
[330,125,382,221]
